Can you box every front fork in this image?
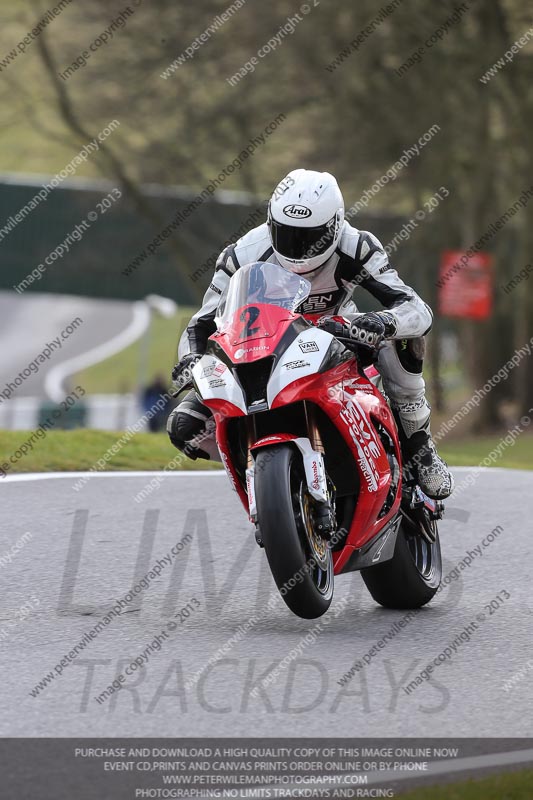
[245,403,336,541]
[304,403,336,537]
[245,422,257,522]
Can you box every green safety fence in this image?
[0,176,434,306]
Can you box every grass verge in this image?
[438,434,532,470]
[0,430,221,475]
[0,430,531,475]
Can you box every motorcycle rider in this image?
[167,169,454,499]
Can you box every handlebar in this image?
[334,334,381,366]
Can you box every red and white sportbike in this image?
[190,261,444,619]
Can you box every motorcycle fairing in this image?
[192,277,404,575]
[211,302,302,364]
[192,354,246,414]
[266,327,336,407]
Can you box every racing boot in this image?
[404,427,454,499]
[394,399,454,499]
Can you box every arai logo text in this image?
[283,204,312,219]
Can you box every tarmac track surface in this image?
[0,290,136,397]
[1,466,532,738]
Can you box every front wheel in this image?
[255,445,334,619]
[361,518,441,609]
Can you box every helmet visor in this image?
[270,215,337,261]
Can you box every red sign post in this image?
[438,250,493,320]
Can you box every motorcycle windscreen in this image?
[215,262,310,361]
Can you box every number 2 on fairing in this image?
[239,306,261,339]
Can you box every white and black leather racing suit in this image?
[168,220,449,493]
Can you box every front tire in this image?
[361,519,441,609]
[255,445,334,619]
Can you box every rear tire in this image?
[255,445,334,619]
[361,520,441,609]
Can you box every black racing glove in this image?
[349,311,397,350]
[171,354,201,392]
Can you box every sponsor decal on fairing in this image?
[234,345,270,359]
[193,355,247,413]
[340,397,381,492]
[298,340,319,353]
[266,328,331,407]
[201,362,227,378]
